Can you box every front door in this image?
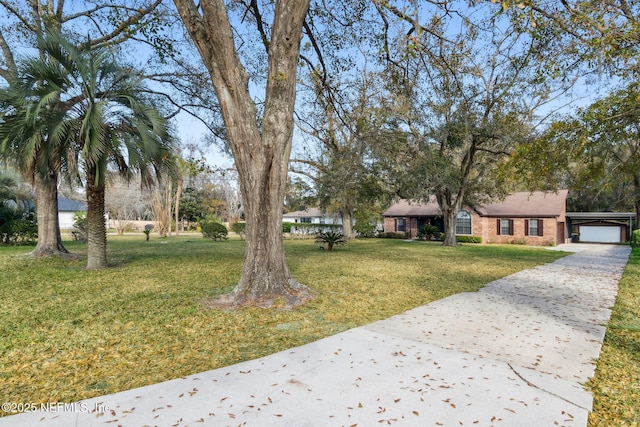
[557,222,565,244]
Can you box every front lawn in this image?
[0,236,567,415]
[588,247,640,426]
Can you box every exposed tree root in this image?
[29,245,79,260]
[203,279,315,310]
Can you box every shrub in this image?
[231,222,246,239]
[456,235,482,243]
[71,212,88,242]
[354,221,377,238]
[418,224,440,241]
[200,218,228,241]
[631,229,640,248]
[315,230,347,251]
[0,205,37,246]
[282,222,293,233]
[380,232,408,239]
[353,210,380,238]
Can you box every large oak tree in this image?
[172,0,313,308]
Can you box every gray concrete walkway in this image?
[1,244,630,426]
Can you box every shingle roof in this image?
[383,191,568,218]
[282,207,325,218]
[476,190,568,217]
[382,196,440,216]
[58,196,87,212]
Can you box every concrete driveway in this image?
[0,243,630,426]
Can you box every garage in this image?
[578,225,622,243]
[567,212,636,244]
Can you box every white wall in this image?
[59,212,76,229]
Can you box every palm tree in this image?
[315,230,347,251]
[2,30,175,269]
[0,61,70,257]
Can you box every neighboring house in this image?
[282,207,342,234]
[382,190,569,246]
[58,196,87,229]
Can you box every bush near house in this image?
[353,210,380,238]
[418,224,440,241]
[456,235,482,243]
[282,222,293,233]
[353,220,377,238]
[380,232,408,239]
[631,230,640,248]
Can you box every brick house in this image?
[382,190,569,246]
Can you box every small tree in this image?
[315,230,347,251]
[71,212,88,242]
[353,209,381,238]
[149,182,173,238]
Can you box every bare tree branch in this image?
[0,29,17,80]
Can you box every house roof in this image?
[382,196,440,217]
[58,196,86,212]
[566,212,636,220]
[475,190,568,217]
[383,191,568,218]
[282,207,325,218]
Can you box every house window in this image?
[497,218,514,235]
[525,219,543,237]
[396,218,406,232]
[300,217,311,224]
[456,210,472,235]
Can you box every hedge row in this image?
[456,235,482,243]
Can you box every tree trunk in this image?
[85,167,108,270]
[30,169,69,257]
[441,208,458,246]
[340,209,354,239]
[634,174,640,231]
[174,177,182,236]
[166,181,172,237]
[174,0,313,308]
[437,191,463,247]
[220,168,313,308]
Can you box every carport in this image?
[566,212,636,243]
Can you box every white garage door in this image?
[579,226,621,243]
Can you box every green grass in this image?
[0,235,568,414]
[588,247,640,427]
